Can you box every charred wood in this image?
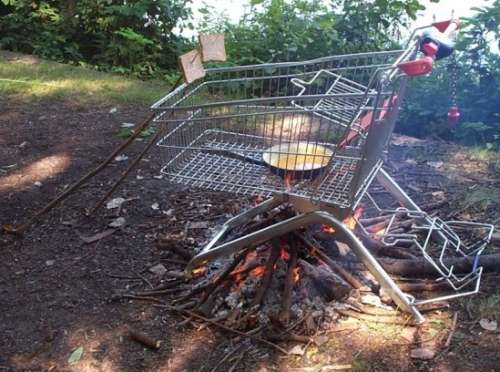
[298,259,350,301]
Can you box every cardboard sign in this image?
[199,34,227,62]
[178,49,206,84]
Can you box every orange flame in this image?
[191,266,207,277]
[374,227,386,237]
[250,266,266,277]
[284,173,293,190]
[343,207,364,230]
[280,247,290,261]
[293,267,300,283]
[322,225,336,234]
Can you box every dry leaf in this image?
[479,319,497,331]
[68,346,83,364]
[114,154,129,162]
[289,344,305,356]
[149,264,167,277]
[79,229,116,244]
[106,197,126,209]
[109,217,126,228]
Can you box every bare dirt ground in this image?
[1,94,499,372]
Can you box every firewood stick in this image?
[127,326,161,349]
[295,232,365,290]
[359,215,393,227]
[419,199,448,211]
[366,220,390,234]
[375,246,417,260]
[279,241,298,324]
[396,280,449,292]
[251,240,281,309]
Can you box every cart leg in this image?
[192,194,285,262]
[187,210,424,322]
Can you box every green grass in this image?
[0,51,170,107]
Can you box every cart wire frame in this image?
[152,41,419,211]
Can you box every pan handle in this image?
[201,148,266,166]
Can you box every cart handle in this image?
[398,18,459,77]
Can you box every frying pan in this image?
[203,141,333,180]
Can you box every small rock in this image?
[136,175,145,180]
[153,174,164,180]
[108,217,126,228]
[109,107,118,114]
[45,260,55,266]
[18,141,28,148]
[410,347,435,360]
[34,181,42,187]
[149,264,167,277]
[151,202,160,210]
[121,122,135,128]
[479,319,498,331]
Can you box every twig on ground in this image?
[209,343,244,372]
[169,308,289,355]
[444,312,459,348]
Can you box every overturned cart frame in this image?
[152,20,492,322]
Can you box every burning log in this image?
[298,259,350,301]
[251,240,281,309]
[359,215,392,227]
[295,232,365,290]
[279,241,299,324]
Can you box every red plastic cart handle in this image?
[398,18,459,77]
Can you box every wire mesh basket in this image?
[356,185,494,305]
[152,44,420,210]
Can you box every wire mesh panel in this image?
[152,46,419,209]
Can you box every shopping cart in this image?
[151,19,493,322]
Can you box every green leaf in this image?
[68,346,83,365]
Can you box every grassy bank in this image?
[0,51,170,107]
